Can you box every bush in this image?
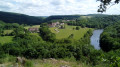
[68,34,74,38]
[24,60,34,67]
[63,56,76,62]
[76,27,80,30]
[23,48,39,59]
[0,54,15,64]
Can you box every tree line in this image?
[0,11,44,25]
[100,22,120,52]
[67,15,120,29]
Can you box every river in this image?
[90,29,103,50]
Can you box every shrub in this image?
[24,60,34,67]
[76,27,80,30]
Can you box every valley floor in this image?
[49,25,93,40]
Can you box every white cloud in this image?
[0,0,119,16]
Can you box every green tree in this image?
[68,34,74,38]
[40,23,48,27]
[2,42,22,56]
[97,0,120,12]
[0,29,3,36]
[39,27,56,42]
[24,48,39,59]
[76,27,80,30]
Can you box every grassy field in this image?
[33,59,106,67]
[0,36,13,44]
[0,58,107,67]
[0,58,90,67]
[81,16,92,18]
[49,25,93,40]
[24,25,40,29]
[3,30,13,35]
[34,59,90,67]
[24,24,92,40]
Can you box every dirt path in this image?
[54,28,59,33]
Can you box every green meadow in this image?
[24,25,40,29]
[24,24,93,40]
[0,36,13,44]
[3,30,13,35]
[49,25,93,40]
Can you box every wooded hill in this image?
[44,14,111,22]
[44,15,81,22]
[0,11,44,25]
[1,11,120,27]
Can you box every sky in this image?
[0,0,120,16]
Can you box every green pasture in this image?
[24,25,40,29]
[0,36,13,44]
[49,25,93,40]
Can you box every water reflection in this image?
[90,29,103,50]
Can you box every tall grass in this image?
[0,54,15,64]
[0,36,13,44]
[24,60,34,67]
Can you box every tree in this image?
[76,27,80,30]
[40,23,48,27]
[0,29,3,36]
[60,25,65,29]
[68,34,74,38]
[39,27,56,42]
[97,0,120,12]
[24,48,39,59]
[12,27,27,38]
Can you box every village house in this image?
[60,23,64,25]
[48,22,59,27]
[28,27,39,33]
[48,22,64,28]
[48,23,57,27]
[62,20,76,22]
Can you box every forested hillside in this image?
[1,11,120,28]
[100,22,120,52]
[44,15,81,22]
[0,11,44,25]
[67,15,120,28]
[44,14,120,29]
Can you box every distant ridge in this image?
[0,11,119,25]
[44,14,109,22]
[0,11,44,25]
[44,15,81,22]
